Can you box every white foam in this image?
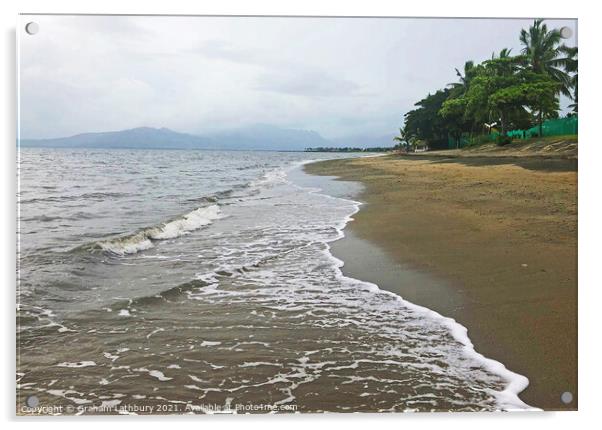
[146,327,165,339]
[134,367,173,381]
[374,286,536,411]
[97,205,222,256]
[200,340,221,347]
[100,399,122,408]
[104,352,120,361]
[239,361,281,368]
[99,236,154,255]
[250,168,287,188]
[150,205,221,240]
[188,375,205,383]
[149,370,172,381]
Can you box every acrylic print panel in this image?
[17,14,578,415]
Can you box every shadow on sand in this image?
[407,155,577,173]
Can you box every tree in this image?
[404,89,452,149]
[488,71,559,136]
[441,51,514,143]
[492,48,513,60]
[520,19,572,94]
[561,46,578,112]
[439,96,469,147]
[447,60,476,96]
[392,128,409,150]
[448,56,525,135]
[401,20,577,147]
[443,55,557,137]
[520,19,577,135]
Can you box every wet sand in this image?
[305,154,577,410]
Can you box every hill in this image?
[20,125,333,151]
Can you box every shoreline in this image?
[293,162,533,411]
[304,154,577,410]
[328,231,534,411]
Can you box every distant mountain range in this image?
[20,127,211,150]
[330,133,397,149]
[19,125,395,151]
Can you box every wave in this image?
[78,205,222,256]
[20,191,131,205]
[183,185,251,204]
[113,279,210,310]
[250,168,287,188]
[22,211,98,223]
[184,190,234,204]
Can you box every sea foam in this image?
[96,205,222,256]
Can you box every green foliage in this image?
[467,134,493,147]
[392,127,409,149]
[400,19,577,146]
[495,134,512,146]
[560,46,578,112]
[403,89,453,149]
[520,19,575,98]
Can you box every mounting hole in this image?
[561,391,573,404]
[25,22,39,35]
[26,395,39,408]
[560,26,573,39]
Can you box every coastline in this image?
[304,153,577,411]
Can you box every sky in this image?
[18,15,577,140]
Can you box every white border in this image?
[2,0,599,429]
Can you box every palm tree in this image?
[560,46,578,112]
[520,19,575,135]
[481,55,528,135]
[520,19,573,94]
[485,49,522,78]
[448,60,475,95]
[491,48,513,60]
[392,128,408,150]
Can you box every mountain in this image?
[206,124,331,151]
[19,125,331,151]
[20,125,395,151]
[330,133,396,149]
[19,127,213,150]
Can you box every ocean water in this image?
[17,148,533,414]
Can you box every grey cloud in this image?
[255,71,360,97]
[194,40,263,65]
[195,40,363,97]
[18,15,577,140]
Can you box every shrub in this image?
[496,134,512,146]
[467,134,492,147]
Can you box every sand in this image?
[305,153,577,411]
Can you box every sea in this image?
[16,148,534,414]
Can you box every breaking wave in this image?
[79,205,222,256]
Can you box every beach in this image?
[305,152,577,410]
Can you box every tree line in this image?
[394,19,578,150]
[305,146,392,153]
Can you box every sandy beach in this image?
[305,152,577,410]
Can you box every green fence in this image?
[447,133,494,149]
[448,116,578,148]
[507,116,578,139]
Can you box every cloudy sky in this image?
[19,15,577,140]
